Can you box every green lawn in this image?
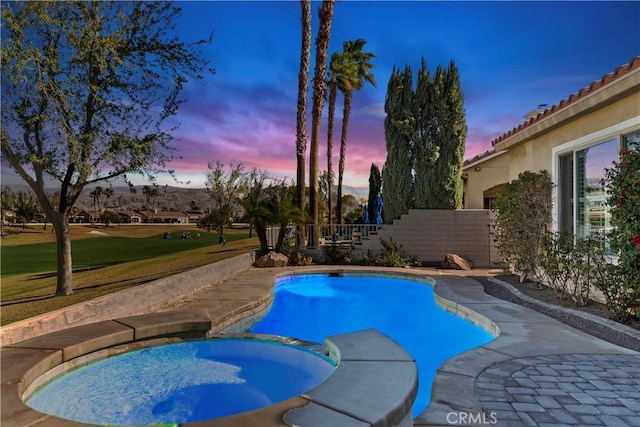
[2,230,246,277]
[0,225,259,324]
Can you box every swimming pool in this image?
[250,273,495,417]
[26,337,335,425]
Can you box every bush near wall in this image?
[493,155,639,323]
[492,170,553,283]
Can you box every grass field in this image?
[1,224,259,324]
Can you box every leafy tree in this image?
[382,66,414,222]
[1,187,16,227]
[367,163,381,222]
[204,161,248,245]
[296,0,312,214]
[1,1,211,295]
[13,191,39,228]
[344,209,363,224]
[199,210,230,245]
[340,194,358,218]
[336,39,376,224]
[308,0,335,246]
[100,211,121,228]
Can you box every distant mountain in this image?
[342,185,369,202]
[2,181,371,212]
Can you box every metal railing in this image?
[266,223,383,249]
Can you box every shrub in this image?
[322,245,352,265]
[286,249,313,266]
[493,170,553,282]
[363,238,418,268]
[602,141,640,320]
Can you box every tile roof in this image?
[491,56,640,147]
[463,149,495,166]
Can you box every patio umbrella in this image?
[363,204,369,224]
[373,194,383,224]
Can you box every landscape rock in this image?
[442,253,473,270]
[254,251,289,268]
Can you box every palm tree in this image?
[309,0,335,246]
[336,39,376,224]
[142,185,159,222]
[326,50,347,225]
[296,0,312,214]
[90,186,104,224]
[103,187,114,208]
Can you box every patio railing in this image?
[266,223,383,249]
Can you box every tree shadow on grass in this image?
[1,265,196,307]
[25,263,122,281]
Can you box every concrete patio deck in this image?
[2,265,639,426]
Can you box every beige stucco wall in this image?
[464,88,640,208]
[463,153,510,209]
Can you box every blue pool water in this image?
[250,274,495,417]
[27,339,335,425]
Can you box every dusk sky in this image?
[3,1,640,191]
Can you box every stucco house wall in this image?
[464,58,640,227]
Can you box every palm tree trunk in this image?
[337,89,352,224]
[296,1,311,211]
[309,0,335,246]
[296,0,311,246]
[327,79,337,225]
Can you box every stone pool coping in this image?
[2,265,638,426]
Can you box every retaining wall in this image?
[0,252,256,346]
[357,209,500,267]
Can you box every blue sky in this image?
[2,1,639,190]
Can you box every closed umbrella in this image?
[373,194,383,224]
[363,204,369,224]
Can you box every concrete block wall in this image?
[357,209,499,267]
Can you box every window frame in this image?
[551,118,640,237]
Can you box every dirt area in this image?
[418,266,639,332]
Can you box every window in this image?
[623,131,640,151]
[558,153,573,234]
[575,139,617,241]
[555,126,640,243]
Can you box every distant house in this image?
[149,211,189,224]
[114,210,144,224]
[463,56,640,241]
[184,210,206,224]
[70,210,92,223]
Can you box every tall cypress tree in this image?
[383,59,467,219]
[382,66,414,223]
[367,163,381,221]
[413,59,440,208]
[430,61,466,209]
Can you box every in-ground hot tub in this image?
[25,336,335,425]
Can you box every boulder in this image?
[254,251,289,268]
[442,253,473,270]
